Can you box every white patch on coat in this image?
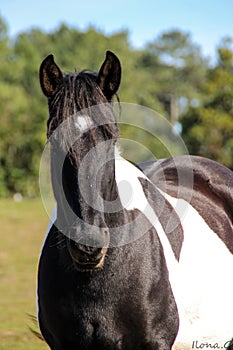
[114,152,233,347]
[115,152,179,285]
[161,193,233,348]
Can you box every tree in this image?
[182,37,233,169]
[0,16,231,197]
[140,29,208,123]
[0,19,47,196]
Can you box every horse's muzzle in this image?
[67,231,109,271]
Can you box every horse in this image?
[37,51,233,350]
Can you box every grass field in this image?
[0,199,49,350]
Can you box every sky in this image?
[1,0,233,60]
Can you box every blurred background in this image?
[0,0,232,348]
[1,0,233,197]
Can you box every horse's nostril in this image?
[78,245,102,258]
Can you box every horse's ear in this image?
[39,54,63,97]
[97,51,121,100]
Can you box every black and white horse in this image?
[37,51,233,350]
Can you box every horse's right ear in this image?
[97,51,121,101]
[39,54,64,97]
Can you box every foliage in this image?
[139,30,208,122]
[182,38,233,169]
[0,16,232,196]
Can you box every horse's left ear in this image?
[39,54,64,97]
[97,51,121,100]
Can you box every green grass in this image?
[0,199,49,350]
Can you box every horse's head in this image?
[40,51,121,270]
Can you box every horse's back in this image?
[139,155,233,250]
[139,155,233,209]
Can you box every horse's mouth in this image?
[73,254,105,271]
[67,239,108,271]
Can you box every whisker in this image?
[51,238,66,247]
